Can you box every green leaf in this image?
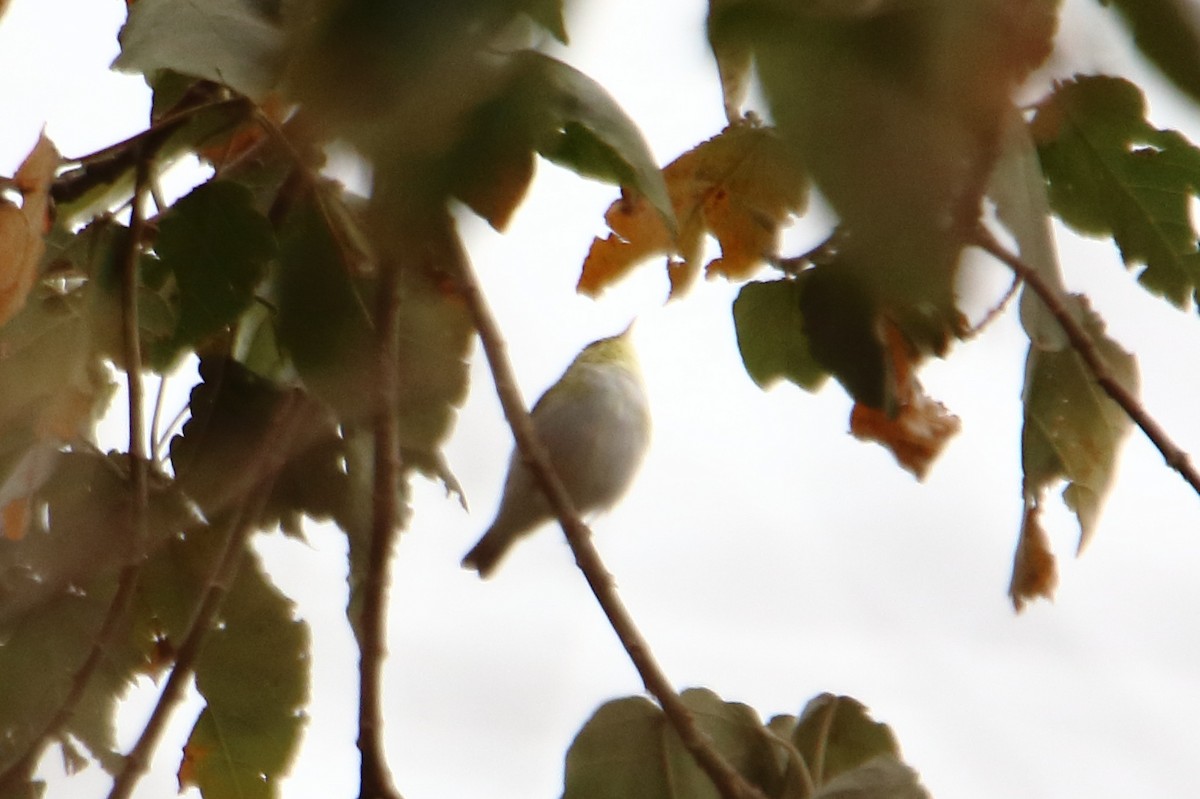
[181,550,310,798]
[987,108,1069,350]
[813,756,930,799]
[1020,296,1138,553]
[113,0,285,100]
[169,357,334,523]
[1033,75,1200,308]
[275,197,376,422]
[154,181,275,358]
[711,1,1056,341]
[733,279,828,392]
[0,285,110,437]
[448,51,674,231]
[522,0,568,43]
[1101,0,1200,106]
[788,694,901,787]
[393,252,473,489]
[517,51,674,228]
[562,688,788,799]
[0,581,125,778]
[0,453,189,777]
[706,0,755,123]
[797,265,888,410]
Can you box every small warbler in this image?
[462,325,651,578]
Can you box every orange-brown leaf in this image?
[176,740,211,791]
[849,319,960,478]
[850,394,961,480]
[578,189,673,295]
[1009,503,1059,611]
[0,134,59,326]
[579,123,806,298]
[2,497,29,541]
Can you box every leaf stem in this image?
[356,259,403,799]
[455,242,767,799]
[973,225,1200,497]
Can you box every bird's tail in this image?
[461,528,509,579]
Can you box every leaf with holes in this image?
[1033,76,1200,308]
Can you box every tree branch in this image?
[106,394,305,799]
[356,259,403,799]
[454,253,767,799]
[973,225,1200,497]
[0,148,154,793]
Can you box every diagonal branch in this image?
[106,394,305,799]
[454,249,767,799]
[973,225,1200,497]
[0,143,155,795]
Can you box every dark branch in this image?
[106,394,305,799]
[0,148,154,793]
[454,246,767,799]
[973,225,1200,498]
[356,259,404,799]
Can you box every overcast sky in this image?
[4,1,1200,798]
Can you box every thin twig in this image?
[153,401,190,463]
[455,250,767,799]
[150,374,167,467]
[106,393,304,799]
[810,699,837,787]
[962,272,1021,340]
[761,726,817,799]
[51,96,250,208]
[0,147,155,793]
[124,147,152,538]
[973,225,1200,497]
[356,260,403,799]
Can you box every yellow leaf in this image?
[0,133,59,326]
[579,123,806,298]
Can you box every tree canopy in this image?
[1,1,1199,798]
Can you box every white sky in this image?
[3,1,1200,798]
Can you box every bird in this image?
[462,325,651,578]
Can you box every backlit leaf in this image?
[169,357,334,524]
[706,0,754,123]
[275,195,375,421]
[788,694,901,786]
[0,134,58,327]
[180,550,309,798]
[813,756,930,799]
[988,108,1069,350]
[710,0,1057,341]
[394,256,473,489]
[154,181,275,358]
[449,51,672,231]
[1017,295,1137,608]
[580,123,806,298]
[1101,0,1200,106]
[562,688,788,799]
[733,278,827,392]
[113,0,285,100]
[1033,76,1200,308]
[0,453,188,776]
